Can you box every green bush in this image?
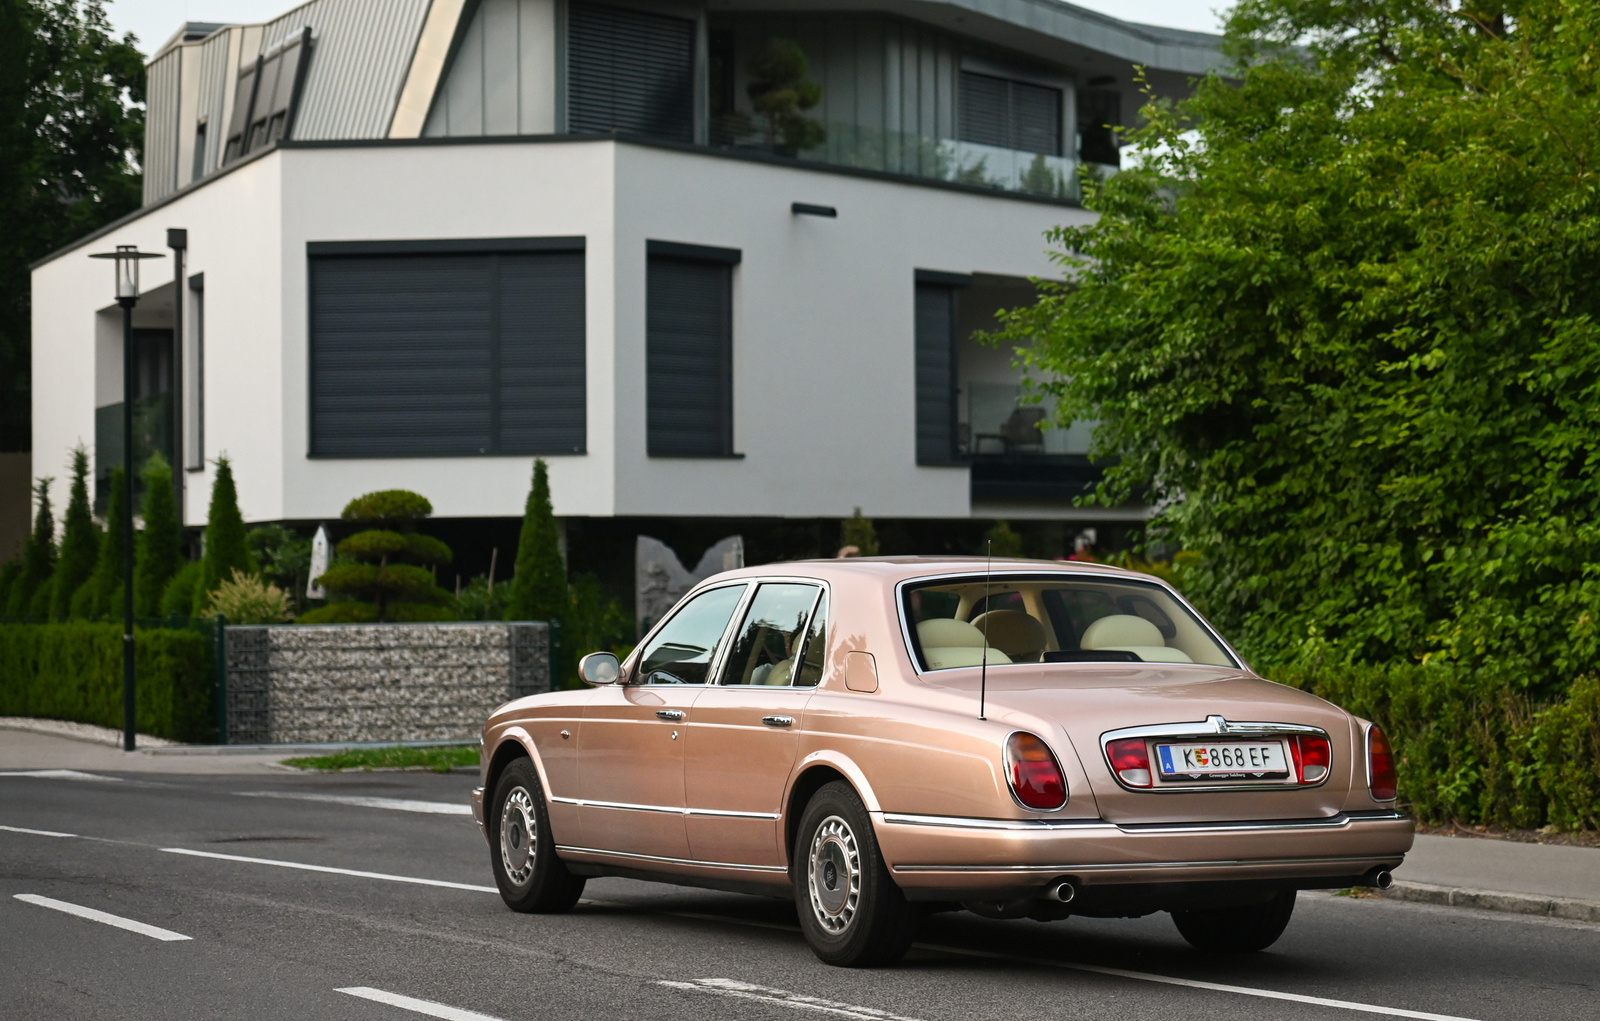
[0,621,213,742]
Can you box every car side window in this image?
[636,584,747,685]
[717,583,822,686]
[793,593,828,688]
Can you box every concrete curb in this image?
[1382,880,1600,923]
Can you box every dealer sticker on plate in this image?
[1155,741,1290,781]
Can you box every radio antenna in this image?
[979,539,992,721]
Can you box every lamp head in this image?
[89,244,165,305]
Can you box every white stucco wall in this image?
[33,139,1090,525]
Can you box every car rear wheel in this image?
[488,758,585,913]
[794,781,919,967]
[1171,890,1296,952]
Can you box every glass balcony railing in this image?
[961,381,1095,458]
[94,393,175,513]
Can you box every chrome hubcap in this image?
[499,786,537,885]
[807,815,860,934]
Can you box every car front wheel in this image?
[1171,890,1296,952]
[794,781,919,967]
[488,758,585,913]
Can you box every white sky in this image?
[108,0,1231,56]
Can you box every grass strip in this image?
[282,744,479,773]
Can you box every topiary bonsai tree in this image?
[299,489,454,623]
[747,39,826,157]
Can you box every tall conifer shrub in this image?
[6,479,55,618]
[506,459,565,623]
[76,466,128,618]
[192,457,255,615]
[50,447,100,620]
[134,453,182,616]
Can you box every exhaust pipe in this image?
[1047,880,1077,904]
[1363,867,1394,890]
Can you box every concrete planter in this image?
[223,621,550,745]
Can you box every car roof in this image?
[710,556,1149,586]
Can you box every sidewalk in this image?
[0,720,295,775]
[1386,832,1600,922]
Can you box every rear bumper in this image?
[876,809,1413,894]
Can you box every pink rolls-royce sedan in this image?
[472,557,1412,966]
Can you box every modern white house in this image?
[29,0,1221,584]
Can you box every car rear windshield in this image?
[902,573,1237,671]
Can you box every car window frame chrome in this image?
[893,569,1245,676]
[1098,718,1333,793]
[629,580,752,687]
[712,577,830,688]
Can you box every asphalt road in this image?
[2,768,1596,1021]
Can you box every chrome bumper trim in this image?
[881,813,1116,832]
[879,810,1407,835]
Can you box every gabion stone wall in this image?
[224,622,550,745]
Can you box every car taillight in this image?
[1290,734,1331,784]
[1368,725,1398,801]
[1006,732,1067,810]
[1106,737,1152,788]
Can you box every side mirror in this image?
[578,651,621,686]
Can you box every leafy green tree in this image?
[73,465,126,618]
[1002,0,1600,689]
[0,0,144,452]
[49,445,99,619]
[247,523,312,611]
[747,39,826,157]
[192,457,255,615]
[298,489,453,623]
[839,507,878,557]
[133,452,181,616]
[5,477,55,617]
[506,460,566,623]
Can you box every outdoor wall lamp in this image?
[89,243,165,751]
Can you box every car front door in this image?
[577,582,747,861]
[685,582,828,867]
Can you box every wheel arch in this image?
[485,727,546,806]
[783,752,883,870]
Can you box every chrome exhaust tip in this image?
[1371,869,1394,890]
[1048,880,1077,904]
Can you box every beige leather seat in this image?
[753,659,794,685]
[916,618,1013,670]
[1079,614,1193,663]
[969,610,1047,662]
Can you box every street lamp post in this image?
[89,244,164,752]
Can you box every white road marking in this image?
[14,894,191,941]
[235,791,471,815]
[919,942,1481,1021]
[0,769,122,782]
[336,986,506,1020]
[0,824,77,838]
[161,847,497,893]
[659,979,924,1020]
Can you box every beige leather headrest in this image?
[969,610,1047,661]
[916,617,987,648]
[1080,614,1163,650]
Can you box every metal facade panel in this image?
[914,281,958,465]
[568,1,694,143]
[195,30,235,178]
[291,0,433,140]
[309,250,587,458]
[646,255,732,458]
[143,49,183,205]
[482,0,521,135]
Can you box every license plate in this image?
[1155,740,1289,781]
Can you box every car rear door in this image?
[685,582,827,867]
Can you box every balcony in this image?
[961,382,1102,502]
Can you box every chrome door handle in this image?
[762,715,794,728]
[655,710,685,721]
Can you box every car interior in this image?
[905,576,1236,670]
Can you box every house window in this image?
[914,271,968,465]
[958,71,1062,156]
[191,121,208,182]
[568,1,695,142]
[308,239,586,458]
[647,241,739,458]
[224,29,310,163]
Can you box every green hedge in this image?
[0,622,214,743]
[1270,661,1600,832]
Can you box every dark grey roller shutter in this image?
[310,250,585,458]
[498,252,587,453]
[568,1,694,142]
[915,282,958,465]
[959,72,1062,157]
[648,256,731,457]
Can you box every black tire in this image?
[488,758,585,913]
[1171,890,1296,953]
[794,781,920,967]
